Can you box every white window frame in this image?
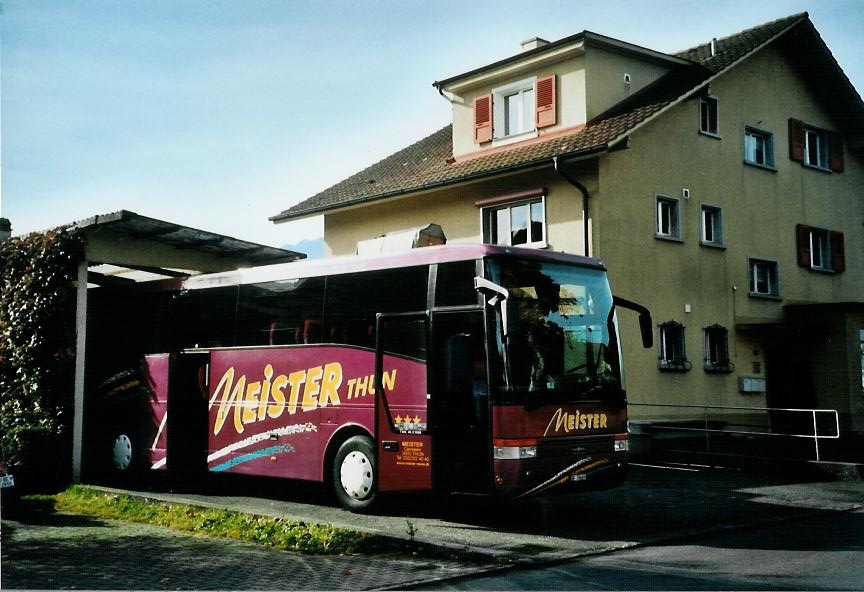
[808,226,832,271]
[655,194,681,241]
[481,196,547,249]
[748,257,780,299]
[859,329,864,392]
[699,96,720,137]
[658,321,690,371]
[743,126,775,169]
[491,77,538,146]
[700,204,724,248]
[804,126,829,170]
[703,324,733,373]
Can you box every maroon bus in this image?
[85,244,652,511]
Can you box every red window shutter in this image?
[535,75,557,129]
[474,94,493,144]
[831,231,845,273]
[788,118,805,162]
[795,224,811,267]
[829,131,845,172]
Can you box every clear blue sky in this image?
[2,0,861,250]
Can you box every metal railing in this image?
[628,403,840,462]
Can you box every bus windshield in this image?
[486,258,622,402]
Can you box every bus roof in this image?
[182,244,606,290]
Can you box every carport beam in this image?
[72,259,88,483]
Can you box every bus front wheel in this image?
[333,436,377,512]
[110,431,146,477]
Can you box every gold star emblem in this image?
[394,415,403,424]
[413,416,421,424]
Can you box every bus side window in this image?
[235,277,325,348]
[324,266,428,349]
[435,261,480,307]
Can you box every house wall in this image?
[596,43,864,422]
[324,166,597,257]
[584,47,672,121]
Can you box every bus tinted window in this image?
[235,277,325,346]
[435,261,479,307]
[175,286,239,349]
[324,266,428,348]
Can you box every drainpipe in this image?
[434,84,457,105]
[552,156,590,257]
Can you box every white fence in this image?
[628,403,840,462]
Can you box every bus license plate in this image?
[571,474,587,482]
[0,474,14,488]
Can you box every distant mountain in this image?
[282,237,324,259]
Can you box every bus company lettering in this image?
[544,408,608,436]
[211,363,398,436]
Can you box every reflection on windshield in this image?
[488,259,620,397]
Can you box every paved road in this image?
[87,463,864,563]
[3,463,863,590]
[1,511,485,590]
[408,508,864,590]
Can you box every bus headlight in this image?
[494,445,537,460]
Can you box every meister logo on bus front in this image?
[544,408,608,436]
[210,363,397,436]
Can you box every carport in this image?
[70,210,304,481]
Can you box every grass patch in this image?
[51,485,386,555]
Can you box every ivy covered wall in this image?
[0,227,84,483]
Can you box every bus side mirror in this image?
[638,312,653,349]
[613,296,653,349]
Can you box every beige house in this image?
[271,14,864,448]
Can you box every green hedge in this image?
[0,227,84,483]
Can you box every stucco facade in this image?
[276,15,864,444]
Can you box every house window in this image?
[859,329,864,391]
[658,321,690,371]
[655,195,680,240]
[744,127,774,168]
[809,227,831,271]
[699,96,719,136]
[748,258,780,299]
[796,224,845,273]
[704,325,733,373]
[483,197,546,248]
[700,205,724,247]
[492,77,537,141]
[804,127,829,169]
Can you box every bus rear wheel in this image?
[333,436,377,512]
[110,431,146,478]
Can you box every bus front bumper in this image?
[493,449,629,499]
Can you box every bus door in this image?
[429,310,490,493]
[374,312,433,492]
[166,351,209,481]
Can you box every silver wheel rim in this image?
[113,434,133,471]
[339,450,373,499]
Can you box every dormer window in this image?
[493,77,538,141]
[471,75,557,147]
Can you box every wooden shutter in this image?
[474,94,493,144]
[829,131,845,172]
[788,118,805,162]
[795,224,811,267]
[535,75,557,129]
[830,231,845,272]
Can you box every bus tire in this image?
[110,430,147,477]
[332,436,377,512]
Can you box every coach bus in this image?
[85,244,652,511]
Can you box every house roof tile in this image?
[272,13,812,222]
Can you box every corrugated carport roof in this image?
[74,210,304,265]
